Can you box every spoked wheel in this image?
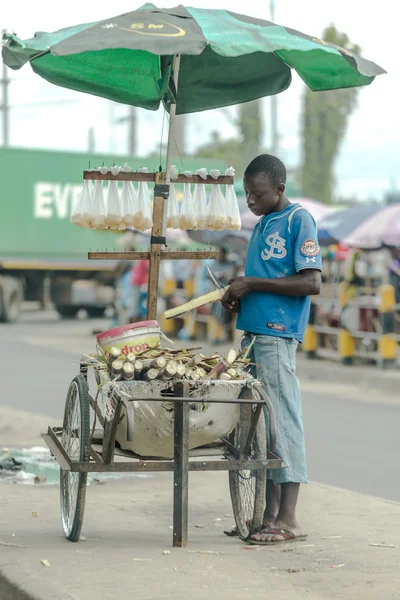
[60,374,90,542]
[228,401,267,540]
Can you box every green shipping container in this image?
[0,147,227,264]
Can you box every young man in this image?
[222,154,322,545]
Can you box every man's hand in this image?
[222,277,252,311]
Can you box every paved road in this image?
[1,310,399,502]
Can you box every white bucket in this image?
[96,320,162,357]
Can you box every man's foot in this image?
[248,520,307,545]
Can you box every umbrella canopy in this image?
[2,4,386,114]
[241,198,333,230]
[317,204,382,246]
[344,205,400,250]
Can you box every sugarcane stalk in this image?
[208,359,229,379]
[141,356,167,370]
[111,359,124,377]
[219,373,232,381]
[143,368,159,381]
[164,286,229,319]
[158,361,177,380]
[134,360,143,378]
[224,349,237,365]
[122,362,135,380]
[176,362,187,378]
[126,352,136,363]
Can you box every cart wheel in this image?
[60,374,90,542]
[228,404,267,540]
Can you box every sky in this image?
[1,0,398,201]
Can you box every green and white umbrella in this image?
[2,4,386,178]
[2,4,385,112]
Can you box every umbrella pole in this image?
[146,55,181,321]
[165,54,181,187]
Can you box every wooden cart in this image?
[42,168,285,547]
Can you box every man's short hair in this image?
[244,154,287,187]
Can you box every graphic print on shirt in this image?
[300,239,320,257]
[261,231,287,261]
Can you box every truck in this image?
[0,147,227,322]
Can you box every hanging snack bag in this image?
[105,180,122,229]
[180,172,198,230]
[194,168,208,229]
[91,180,107,229]
[133,167,153,231]
[119,181,138,230]
[166,184,180,229]
[71,180,93,229]
[224,167,241,231]
[206,170,227,231]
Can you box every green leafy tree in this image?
[300,25,360,204]
[194,100,262,175]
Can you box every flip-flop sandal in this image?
[224,521,269,537]
[247,527,308,545]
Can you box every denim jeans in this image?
[242,333,308,484]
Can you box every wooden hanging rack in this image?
[86,170,234,320]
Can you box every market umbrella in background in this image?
[317,204,382,246]
[344,204,400,250]
[241,198,334,231]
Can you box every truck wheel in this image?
[0,277,23,323]
[56,306,79,319]
[86,307,106,318]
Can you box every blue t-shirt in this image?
[236,203,322,342]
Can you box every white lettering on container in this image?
[34,182,54,218]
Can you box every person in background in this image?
[222,154,321,544]
[209,245,236,343]
[129,259,149,323]
[114,262,135,326]
[387,247,400,303]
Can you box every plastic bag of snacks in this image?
[166,184,180,229]
[91,180,107,229]
[207,170,227,231]
[71,180,93,229]
[180,172,198,230]
[224,167,241,231]
[119,181,138,230]
[105,180,122,229]
[194,169,208,229]
[133,167,153,231]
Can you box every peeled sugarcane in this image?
[164,286,229,320]
[122,362,135,380]
[126,353,136,363]
[176,362,187,378]
[134,360,144,378]
[108,346,121,369]
[219,373,232,381]
[208,349,237,379]
[158,361,177,380]
[141,356,167,370]
[143,368,159,381]
[111,359,124,377]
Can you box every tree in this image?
[300,25,360,204]
[194,100,263,175]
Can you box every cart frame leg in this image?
[173,385,189,547]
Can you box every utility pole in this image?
[173,114,186,155]
[270,0,279,155]
[87,126,95,153]
[116,106,137,156]
[1,30,10,146]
